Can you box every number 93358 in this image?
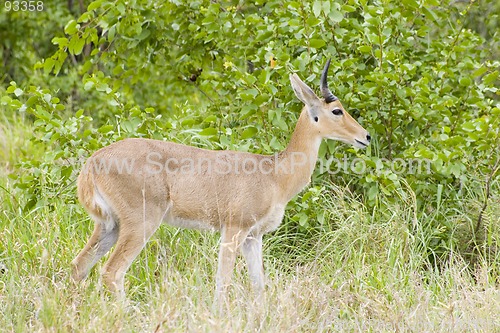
[4,1,44,11]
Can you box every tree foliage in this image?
[1,0,499,262]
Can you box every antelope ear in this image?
[290,73,321,122]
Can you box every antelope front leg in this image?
[215,225,249,304]
[241,233,265,295]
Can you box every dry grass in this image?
[1,194,499,332]
[2,254,499,332]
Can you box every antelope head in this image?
[290,59,371,148]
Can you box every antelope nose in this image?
[366,134,371,142]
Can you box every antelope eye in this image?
[332,108,343,116]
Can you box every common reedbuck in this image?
[72,60,371,299]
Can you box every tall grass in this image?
[1,117,499,332]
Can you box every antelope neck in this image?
[276,109,322,201]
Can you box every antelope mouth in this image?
[354,139,369,148]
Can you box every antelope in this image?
[71,60,371,299]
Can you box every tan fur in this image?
[71,69,370,299]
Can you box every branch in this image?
[475,156,500,238]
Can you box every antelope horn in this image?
[320,59,338,103]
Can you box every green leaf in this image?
[96,82,110,93]
[52,37,68,47]
[312,1,322,18]
[26,96,38,107]
[43,58,55,75]
[461,122,475,132]
[87,0,103,11]
[459,77,471,86]
[299,213,309,228]
[1,96,12,105]
[84,81,94,91]
[82,60,93,73]
[240,88,259,101]
[306,17,321,27]
[241,127,258,139]
[342,4,356,12]
[450,163,464,177]
[181,118,195,127]
[6,85,16,94]
[402,0,418,9]
[203,115,217,123]
[15,89,25,98]
[422,7,439,22]
[78,12,91,23]
[64,20,79,35]
[331,9,343,22]
[43,94,52,104]
[74,37,86,55]
[473,66,488,77]
[199,127,218,136]
[321,1,331,15]
[358,45,372,53]
[368,185,379,202]
[98,125,114,133]
[483,71,498,85]
[309,38,326,49]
